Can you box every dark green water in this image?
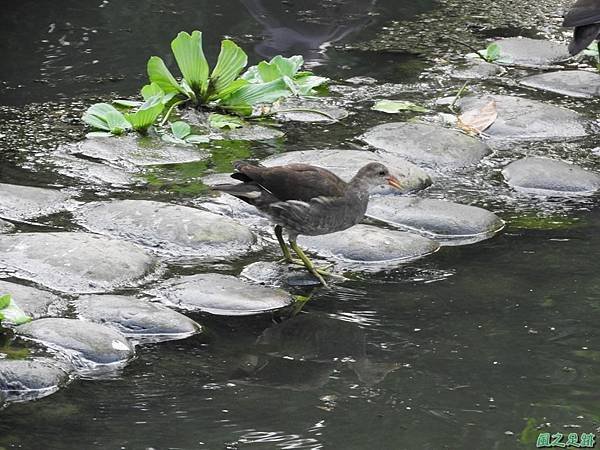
[2,0,600,449]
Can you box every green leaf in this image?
[221,78,291,107]
[0,294,11,310]
[241,65,261,83]
[257,61,282,82]
[371,100,429,114]
[209,40,248,98]
[161,134,186,144]
[171,121,191,139]
[86,131,114,138]
[294,74,328,95]
[270,55,303,77]
[141,82,164,101]
[147,56,185,95]
[171,31,209,98]
[212,78,249,100]
[208,113,245,129]
[82,103,131,135]
[185,134,210,144]
[113,99,143,108]
[125,95,164,132]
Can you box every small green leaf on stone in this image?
[171,121,191,139]
[208,113,245,129]
[372,100,429,114]
[0,294,10,310]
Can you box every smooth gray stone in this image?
[458,95,589,142]
[273,97,349,122]
[502,157,600,195]
[52,153,138,186]
[452,59,505,79]
[0,358,72,402]
[17,318,134,372]
[262,149,431,194]
[215,124,284,141]
[75,200,257,261]
[0,280,65,319]
[0,219,14,233]
[149,273,294,316]
[491,37,570,67]
[299,224,439,267]
[367,197,505,246]
[0,183,72,221]
[76,295,201,343]
[520,70,600,98]
[361,122,490,169]
[240,261,323,288]
[66,134,210,167]
[196,195,272,229]
[0,232,156,294]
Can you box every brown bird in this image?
[214,161,403,286]
[563,0,600,55]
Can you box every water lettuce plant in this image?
[0,294,31,326]
[161,121,210,145]
[83,30,328,137]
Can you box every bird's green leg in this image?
[274,225,293,262]
[289,240,328,287]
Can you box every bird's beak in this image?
[386,175,403,190]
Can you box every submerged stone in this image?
[0,280,65,319]
[0,358,72,402]
[17,318,134,372]
[262,149,431,194]
[240,261,324,288]
[520,70,600,98]
[0,183,72,221]
[299,224,439,268]
[361,122,490,169]
[75,200,257,261]
[491,37,570,67]
[367,197,504,245]
[0,232,156,294]
[458,95,589,142]
[216,124,284,141]
[452,59,505,79]
[273,97,349,122]
[502,157,600,195]
[0,219,14,233]
[76,295,201,343]
[149,273,294,316]
[66,135,209,167]
[52,153,138,187]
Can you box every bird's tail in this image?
[212,183,262,200]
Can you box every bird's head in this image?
[353,162,404,193]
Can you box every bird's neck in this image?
[347,177,372,204]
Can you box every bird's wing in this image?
[564,0,600,27]
[234,163,347,202]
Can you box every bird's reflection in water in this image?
[240,0,378,64]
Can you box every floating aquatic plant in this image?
[0,294,31,326]
[83,30,329,137]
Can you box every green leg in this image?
[275,225,293,262]
[289,240,328,287]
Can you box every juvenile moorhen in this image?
[563,0,600,55]
[214,161,403,286]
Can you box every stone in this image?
[0,183,72,221]
[452,59,505,79]
[262,149,431,194]
[51,153,139,187]
[65,134,210,167]
[195,195,272,229]
[299,224,439,268]
[0,280,65,319]
[0,219,14,233]
[273,97,349,122]
[520,70,600,98]
[240,261,324,288]
[17,318,134,372]
[502,157,600,195]
[75,200,257,261]
[216,124,284,141]
[491,37,570,68]
[0,232,156,294]
[76,295,201,343]
[361,122,490,169]
[149,273,294,316]
[367,197,505,245]
[458,95,589,143]
[0,358,72,402]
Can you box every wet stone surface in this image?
[458,95,590,143]
[452,59,505,79]
[273,97,349,122]
[16,318,135,372]
[149,273,294,316]
[491,37,570,68]
[64,135,210,167]
[75,200,257,261]
[181,109,284,141]
[0,280,65,319]
[520,70,600,98]
[0,219,14,233]
[0,232,156,294]
[502,157,600,195]
[367,197,505,245]
[51,153,139,187]
[361,122,490,169]
[0,183,72,221]
[76,295,201,343]
[0,357,72,402]
[299,224,440,268]
[262,149,432,194]
[241,261,323,288]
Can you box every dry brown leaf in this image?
[457,99,498,136]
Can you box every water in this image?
[2,0,600,448]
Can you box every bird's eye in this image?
[378,170,386,176]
